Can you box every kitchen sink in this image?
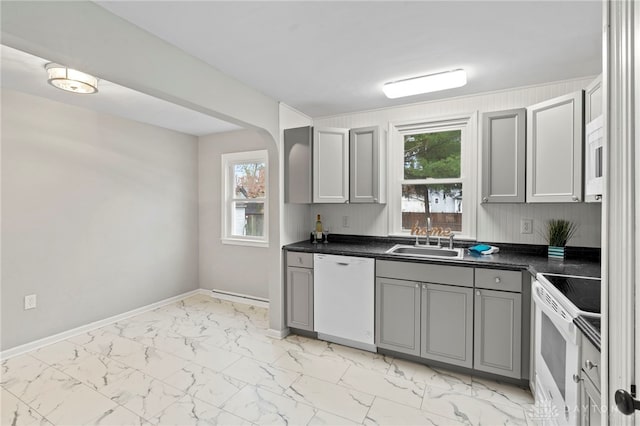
[385,244,464,259]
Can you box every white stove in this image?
[532,273,601,426]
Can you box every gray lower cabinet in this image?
[421,283,473,368]
[579,332,601,426]
[474,288,522,379]
[286,253,314,331]
[375,277,421,356]
[580,374,602,426]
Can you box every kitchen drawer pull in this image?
[336,262,349,266]
[495,277,501,283]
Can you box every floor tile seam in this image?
[305,408,361,426]
[421,386,529,424]
[18,365,122,423]
[289,372,378,413]
[337,363,429,404]
[44,339,191,417]
[376,394,469,426]
[280,375,355,414]
[218,383,320,425]
[172,381,251,416]
[159,361,251,403]
[360,395,378,425]
[465,387,533,411]
[1,384,52,424]
[42,361,164,424]
[87,403,148,426]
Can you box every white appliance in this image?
[585,115,604,199]
[532,273,601,426]
[313,254,375,352]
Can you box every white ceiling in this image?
[0,45,242,136]
[2,1,602,134]
[97,0,602,118]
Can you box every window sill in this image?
[221,238,269,248]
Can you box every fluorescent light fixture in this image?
[45,63,98,94]
[383,69,467,99]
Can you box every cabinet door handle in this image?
[482,197,488,203]
[298,257,303,264]
[373,198,378,202]
[572,196,580,202]
[585,360,598,370]
[415,283,419,288]
[476,290,481,296]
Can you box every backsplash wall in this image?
[311,77,602,247]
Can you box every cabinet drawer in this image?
[581,334,601,390]
[287,251,313,268]
[475,268,522,292]
[376,260,473,288]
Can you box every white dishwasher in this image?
[313,254,375,352]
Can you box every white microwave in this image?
[585,115,603,200]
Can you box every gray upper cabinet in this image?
[284,126,313,203]
[313,127,350,203]
[286,252,314,331]
[350,126,386,204]
[481,109,526,203]
[526,91,584,203]
[375,277,421,356]
[421,283,473,368]
[474,288,522,379]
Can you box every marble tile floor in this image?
[1,294,539,426]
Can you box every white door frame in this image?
[604,0,639,424]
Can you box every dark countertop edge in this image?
[283,239,601,278]
[574,316,601,351]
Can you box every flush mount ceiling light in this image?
[383,69,467,99]
[45,63,98,94]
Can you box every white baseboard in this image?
[208,289,269,309]
[0,289,202,361]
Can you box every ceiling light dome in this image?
[45,63,98,94]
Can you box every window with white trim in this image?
[389,115,477,239]
[222,150,268,247]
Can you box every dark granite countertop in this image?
[574,316,601,351]
[283,235,601,278]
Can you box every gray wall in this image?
[199,129,278,300]
[1,90,199,351]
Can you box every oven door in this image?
[533,281,580,426]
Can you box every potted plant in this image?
[545,219,578,259]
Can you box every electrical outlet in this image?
[520,218,533,234]
[342,215,350,228]
[24,294,37,310]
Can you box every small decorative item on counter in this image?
[315,214,324,241]
[469,244,500,255]
[544,219,578,260]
